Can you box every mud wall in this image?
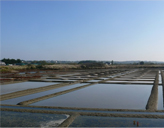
[146,71,159,111]
[161,71,164,107]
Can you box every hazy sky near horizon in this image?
[1,1,164,61]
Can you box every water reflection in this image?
[31,84,152,109]
[1,82,58,95]
[1,83,88,105]
[70,116,164,127]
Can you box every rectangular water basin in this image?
[87,80,101,82]
[129,81,154,84]
[96,78,109,80]
[31,84,152,109]
[69,116,164,127]
[1,111,68,127]
[1,83,88,105]
[0,82,59,95]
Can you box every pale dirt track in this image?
[146,72,159,111]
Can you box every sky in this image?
[1,0,164,61]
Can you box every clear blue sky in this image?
[1,0,164,61]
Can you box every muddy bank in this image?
[162,71,164,85]
[1,108,164,119]
[17,83,97,105]
[1,108,164,128]
[0,107,74,115]
[2,104,164,112]
[161,71,164,107]
[146,72,159,111]
[58,113,79,127]
[99,82,153,85]
[0,80,28,86]
[79,112,164,119]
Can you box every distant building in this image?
[105,62,111,65]
[0,61,6,66]
[8,64,13,66]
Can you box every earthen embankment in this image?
[58,113,79,127]
[146,71,159,111]
[161,71,164,107]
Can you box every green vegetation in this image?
[1,58,22,65]
[78,60,106,69]
[140,61,144,65]
[0,65,27,73]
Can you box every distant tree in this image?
[111,60,114,65]
[1,58,22,64]
[140,61,144,65]
[16,59,21,63]
[78,60,97,64]
[39,61,47,65]
[78,61,105,69]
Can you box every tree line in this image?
[1,58,22,65]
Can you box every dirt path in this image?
[58,113,79,127]
[161,71,164,107]
[146,71,159,111]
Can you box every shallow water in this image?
[98,77,110,80]
[106,81,130,83]
[159,74,162,84]
[1,83,88,105]
[105,81,153,84]
[87,80,101,82]
[128,81,153,84]
[0,111,68,127]
[69,116,164,127]
[31,84,152,109]
[0,82,59,95]
[113,78,154,81]
[134,79,155,81]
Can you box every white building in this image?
[0,61,6,66]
